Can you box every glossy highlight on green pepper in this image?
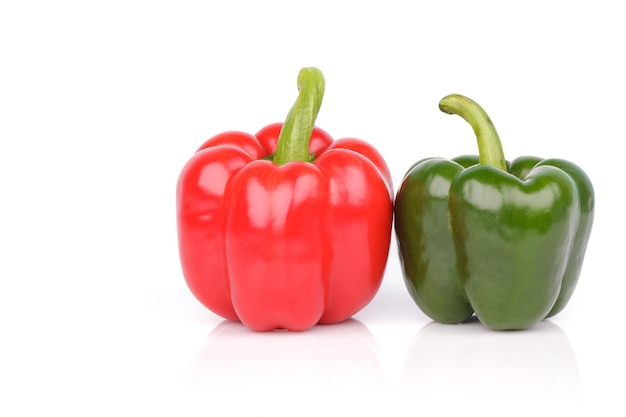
[394,94,594,330]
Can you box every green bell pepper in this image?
[395,94,594,330]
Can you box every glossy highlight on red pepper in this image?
[177,68,393,331]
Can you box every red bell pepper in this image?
[177,67,393,331]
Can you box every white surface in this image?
[1,1,623,416]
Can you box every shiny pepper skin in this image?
[177,121,393,331]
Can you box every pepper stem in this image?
[439,94,507,171]
[272,67,325,165]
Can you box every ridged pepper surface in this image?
[177,68,393,331]
[395,94,594,330]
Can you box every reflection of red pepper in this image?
[177,67,393,331]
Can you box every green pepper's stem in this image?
[439,94,507,171]
[272,67,325,165]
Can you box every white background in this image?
[1,1,623,416]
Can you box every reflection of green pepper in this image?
[395,94,594,330]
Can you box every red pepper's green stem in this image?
[273,67,325,165]
[439,94,507,171]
